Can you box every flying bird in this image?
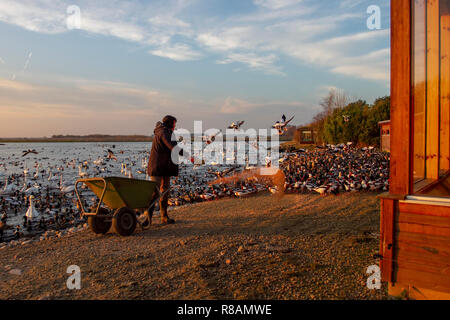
[203,130,222,145]
[22,149,38,157]
[272,115,295,135]
[106,149,117,161]
[228,121,245,130]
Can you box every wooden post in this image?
[390,0,412,195]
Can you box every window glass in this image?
[412,0,450,197]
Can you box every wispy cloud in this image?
[0,1,67,34]
[150,43,203,61]
[217,53,285,76]
[23,52,32,72]
[220,96,303,114]
[0,0,390,80]
[253,0,304,10]
[340,0,367,9]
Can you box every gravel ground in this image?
[0,192,389,300]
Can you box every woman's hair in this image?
[162,115,177,128]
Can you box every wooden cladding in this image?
[392,202,450,292]
[380,198,395,282]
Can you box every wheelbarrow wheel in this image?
[113,207,137,236]
[88,208,112,235]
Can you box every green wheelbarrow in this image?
[75,177,169,236]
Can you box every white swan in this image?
[78,165,87,178]
[24,183,40,195]
[1,178,16,195]
[25,195,40,220]
[59,173,75,193]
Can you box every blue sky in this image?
[0,0,390,137]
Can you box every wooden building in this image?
[379,0,450,299]
[378,120,391,152]
[295,127,316,144]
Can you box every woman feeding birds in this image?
[146,115,194,225]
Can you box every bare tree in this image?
[311,88,349,144]
[320,88,349,114]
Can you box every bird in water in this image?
[25,195,40,220]
[106,149,117,161]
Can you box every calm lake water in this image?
[0,142,152,180]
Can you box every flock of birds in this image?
[280,144,389,195]
[0,115,390,243]
[227,114,295,135]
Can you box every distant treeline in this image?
[0,133,291,143]
[0,135,153,143]
[295,89,390,147]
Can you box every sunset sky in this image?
[0,0,390,137]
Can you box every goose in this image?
[313,186,327,195]
[200,193,214,200]
[268,187,278,194]
[235,188,257,197]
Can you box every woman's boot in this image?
[160,199,175,224]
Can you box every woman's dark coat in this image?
[147,122,182,177]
